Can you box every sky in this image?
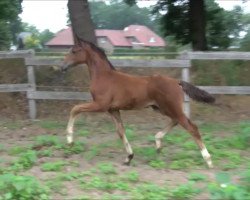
[19,0,250,33]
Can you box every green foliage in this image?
[188,173,207,182]
[123,171,139,182]
[153,0,244,49]
[90,1,159,34]
[131,183,169,199]
[0,174,49,200]
[149,159,166,169]
[37,149,53,157]
[170,182,200,200]
[62,141,85,156]
[97,162,116,174]
[41,161,66,172]
[10,150,37,171]
[39,29,55,46]
[0,0,22,50]
[8,146,30,155]
[24,35,41,49]
[241,29,250,51]
[208,171,250,200]
[0,21,11,50]
[34,135,60,147]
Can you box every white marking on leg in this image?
[66,117,75,144]
[155,131,165,149]
[124,136,133,155]
[201,147,213,168]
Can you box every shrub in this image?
[0,174,49,200]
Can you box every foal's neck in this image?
[86,51,113,80]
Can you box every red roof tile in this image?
[96,30,131,46]
[124,25,165,47]
[46,25,165,47]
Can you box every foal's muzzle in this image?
[61,63,73,73]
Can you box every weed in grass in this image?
[183,141,197,150]
[0,144,5,152]
[85,146,102,160]
[85,176,113,190]
[149,159,166,169]
[36,120,64,130]
[169,159,198,170]
[45,178,64,195]
[34,135,60,147]
[74,195,91,200]
[8,146,30,156]
[102,194,130,200]
[10,150,37,171]
[62,141,85,156]
[123,171,139,183]
[56,172,82,181]
[208,170,250,200]
[188,172,207,182]
[76,129,90,137]
[97,162,116,174]
[41,161,67,172]
[37,149,53,157]
[112,181,130,191]
[131,182,169,200]
[125,126,136,140]
[170,182,200,200]
[0,173,49,200]
[134,147,158,161]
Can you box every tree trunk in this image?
[68,0,97,45]
[189,0,207,51]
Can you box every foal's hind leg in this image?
[108,110,134,165]
[66,102,102,144]
[177,115,213,168]
[155,120,177,152]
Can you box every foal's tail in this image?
[179,81,215,104]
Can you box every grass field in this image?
[0,118,249,200]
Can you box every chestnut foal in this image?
[61,40,215,168]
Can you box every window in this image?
[149,37,156,43]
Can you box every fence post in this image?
[182,67,190,117]
[27,64,37,119]
[180,51,191,117]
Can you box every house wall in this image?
[97,37,114,54]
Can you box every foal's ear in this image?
[71,46,83,54]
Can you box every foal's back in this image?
[107,71,184,115]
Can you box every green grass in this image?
[41,161,67,172]
[1,120,249,200]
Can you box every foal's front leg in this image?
[109,110,134,165]
[66,102,102,144]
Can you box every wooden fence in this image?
[0,50,250,119]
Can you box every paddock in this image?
[0,51,249,199]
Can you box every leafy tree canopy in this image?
[0,0,23,50]
[20,23,55,49]
[153,0,244,50]
[89,0,159,34]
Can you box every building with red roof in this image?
[46,25,166,52]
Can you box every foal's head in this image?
[61,45,88,72]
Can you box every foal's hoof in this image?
[156,148,162,154]
[123,161,131,166]
[68,142,74,147]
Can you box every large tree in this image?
[152,0,244,50]
[0,0,23,50]
[68,0,96,45]
[153,0,207,50]
[90,1,159,33]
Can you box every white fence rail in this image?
[0,50,250,119]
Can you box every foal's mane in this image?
[78,39,116,70]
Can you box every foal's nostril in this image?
[61,64,69,73]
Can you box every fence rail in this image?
[0,50,249,119]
